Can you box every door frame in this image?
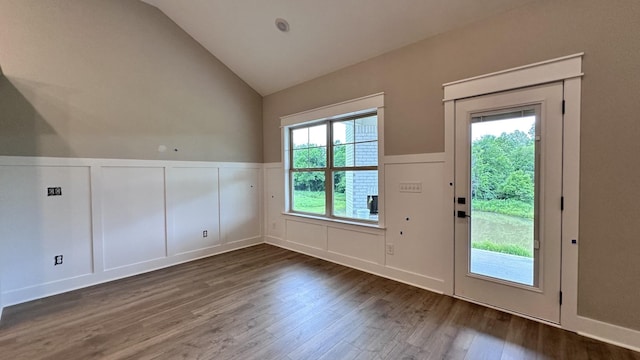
[442,53,583,330]
[454,85,563,323]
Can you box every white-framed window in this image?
[281,93,384,225]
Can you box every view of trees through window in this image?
[471,116,536,258]
[290,115,378,221]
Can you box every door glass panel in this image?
[469,109,537,286]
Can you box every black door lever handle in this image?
[457,211,471,218]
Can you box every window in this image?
[289,112,379,222]
[281,93,384,225]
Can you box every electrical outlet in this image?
[271,222,276,230]
[47,187,62,196]
[399,182,422,193]
[54,255,63,266]
[203,230,208,238]
[386,244,395,255]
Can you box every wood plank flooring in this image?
[1,244,638,360]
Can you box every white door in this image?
[454,82,563,323]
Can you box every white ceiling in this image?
[142,0,536,96]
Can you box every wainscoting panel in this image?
[0,165,93,292]
[0,157,262,307]
[264,165,284,239]
[384,162,447,280]
[167,167,220,255]
[101,166,167,270]
[219,167,261,244]
[284,219,327,250]
[327,227,385,265]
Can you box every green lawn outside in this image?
[472,199,533,219]
[293,190,346,215]
[470,210,534,258]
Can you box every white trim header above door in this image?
[442,53,584,101]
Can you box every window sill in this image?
[282,212,386,234]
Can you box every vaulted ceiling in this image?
[141,0,537,95]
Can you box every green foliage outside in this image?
[470,125,536,258]
[471,128,534,204]
[293,190,325,214]
[472,199,533,219]
[472,241,532,258]
[293,141,347,214]
[333,192,347,216]
[292,143,345,193]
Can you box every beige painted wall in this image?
[0,0,262,162]
[264,0,640,331]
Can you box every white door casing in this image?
[454,83,563,323]
[443,53,583,329]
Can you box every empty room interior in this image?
[1,0,639,359]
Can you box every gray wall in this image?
[0,0,262,162]
[263,0,640,331]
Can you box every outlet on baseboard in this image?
[386,244,395,255]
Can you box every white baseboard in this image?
[2,237,262,307]
[576,316,640,353]
[265,235,445,295]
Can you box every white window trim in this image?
[281,93,385,228]
[443,53,583,331]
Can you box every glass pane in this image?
[333,143,355,167]
[333,144,345,167]
[292,128,309,148]
[355,115,377,142]
[307,146,327,168]
[292,149,309,169]
[333,170,378,221]
[309,124,327,147]
[292,172,325,214]
[470,112,536,286]
[355,142,378,166]
[334,120,354,145]
[333,121,348,145]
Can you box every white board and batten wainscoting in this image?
[0,156,263,308]
[263,152,451,295]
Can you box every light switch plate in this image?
[399,182,422,193]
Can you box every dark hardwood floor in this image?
[0,244,638,360]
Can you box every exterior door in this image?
[454,83,563,323]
